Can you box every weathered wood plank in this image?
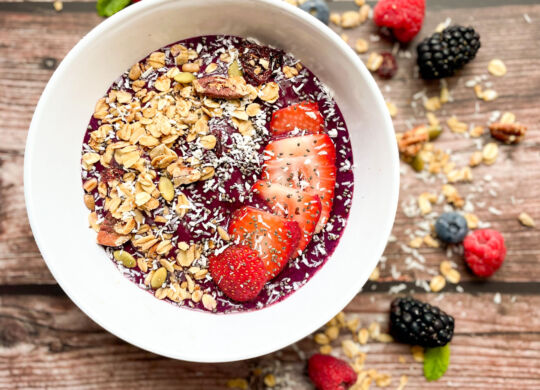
[0,4,539,285]
[0,293,539,389]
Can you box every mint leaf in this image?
[97,0,131,17]
[423,344,450,381]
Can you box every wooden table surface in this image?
[1,0,539,388]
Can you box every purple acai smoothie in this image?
[81,35,354,313]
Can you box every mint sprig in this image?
[423,344,450,381]
[97,0,131,17]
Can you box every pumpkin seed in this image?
[411,154,424,172]
[151,267,167,289]
[158,176,174,202]
[228,60,243,77]
[428,125,442,140]
[174,72,196,84]
[113,250,136,268]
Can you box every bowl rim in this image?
[24,0,399,362]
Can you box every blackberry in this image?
[417,25,481,79]
[390,297,454,347]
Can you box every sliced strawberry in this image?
[261,134,336,233]
[228,206,301,280]
[208,245,267,302]
[262,133,336,162]
[270,102,324,136]
[252,180,321,256]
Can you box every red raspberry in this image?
[463,229,506,277]
[308,354,357,390]
[373,0,425,43]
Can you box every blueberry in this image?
[435,212,469,244]
[299,0,330,25]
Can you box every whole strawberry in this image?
[308,354,357,390]
[373,0,425,43]
[208,245,267,302]
[463,229,506,277]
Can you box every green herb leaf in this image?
[97,0,131,17]
[423,344,450,381]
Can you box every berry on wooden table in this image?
[299,0,330,25]
[463,229,506,277]
[390,297,454,348]
[435,212,468,244]
[373,0,425,43]
[308,353,357,390]
[417,25,481,79]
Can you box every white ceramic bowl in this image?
[24,0,399,362]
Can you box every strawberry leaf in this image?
[97,0,131,17]
[423,344,450,381]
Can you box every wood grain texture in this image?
[1,293,539,389]
[0,4,539,285]
[1,2,540,389]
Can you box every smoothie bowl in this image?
[24,0,398,362]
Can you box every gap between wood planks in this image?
[1,281,540,296]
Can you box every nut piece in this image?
[518,212,535,228]
[314,333,330,345]
[424,97,441,112]
[282,65,299,79]
[329,12,341,25]
[355,39,369,54]
[202,294,217,311]
[193,76,248,99]
[489,122,527,144]
[447,116,468,133]
[482,142,499,165]
[200,134,217,150]
[366,52,383,72]
[397,125,429,158]
[386,101,398,117]
[430,275,446,292]
[96,215,131,247]
[464,213,479,229]
[469,151,483,167]
[469,125,485,138]
[488,59,507,76]
[341,10,361,28]
[158,176,175,202]
[411,346,424,362]
[500,112,516,124]
[84,194,95,210]
[259,82,280,103]
[217,226,230,241]
[358,328,369,345]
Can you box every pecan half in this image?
[397,125,429,158]
[193,76,248,99]
[238,42,284,86]
[489,122,527,144]
[97,213,131,247]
